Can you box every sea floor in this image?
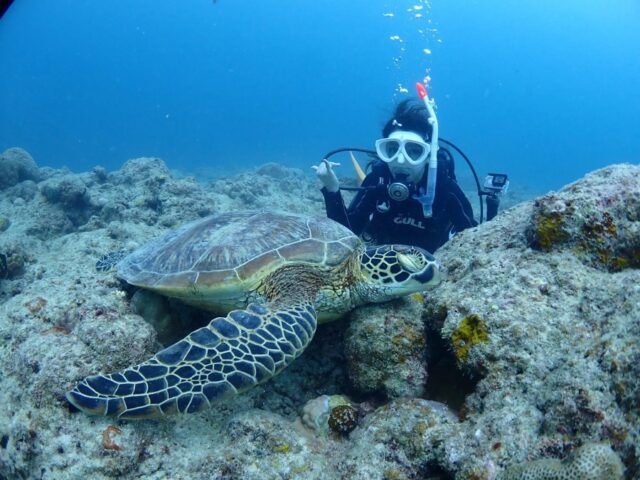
[0,148,637,479]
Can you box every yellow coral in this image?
[411,292,425,303]
[271,443,290,454]
[534,212,569,251]
[451,314,489,362]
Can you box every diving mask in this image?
[375,131,430,166]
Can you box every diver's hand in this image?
[312,159,340,193]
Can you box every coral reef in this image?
[1,150,638,479]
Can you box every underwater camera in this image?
[483,173,509,195]
[482,173,509,222]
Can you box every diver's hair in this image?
[382,99,433,141]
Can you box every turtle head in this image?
[355,244,441,303]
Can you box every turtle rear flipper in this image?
[66,301,317,419]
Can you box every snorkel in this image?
[414,82,439,217]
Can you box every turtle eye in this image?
[397,251,427,273]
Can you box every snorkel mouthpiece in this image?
[414,82,439,217]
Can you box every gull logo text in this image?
[393,215,425,229]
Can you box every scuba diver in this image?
[313,83,508,253]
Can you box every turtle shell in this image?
[117,211,360,307]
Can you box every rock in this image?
[91,166,109,183]
[345,296,427,399]
[40,175,94,226]
[109,157,171,186]
[297,394,356,437]
[526,164,640,271]
[216,409,326,479]
[5,179,38,201]
[0,244,28,279]
[339,399,462,479]
[41,175,90,208]
[0,148,40,190]
[423,164,639,476]
[0,216,10,232]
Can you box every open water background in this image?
[1,0,638,191]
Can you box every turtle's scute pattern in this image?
[118,211,358,287]
[67,301,317,419]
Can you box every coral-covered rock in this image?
[217,409,326,479]
[0,216,10,232]
[339,399,462,479]
[424,164,639,477]
[345,296,427,399]
[108,157,171,186]
[40,175,95,226]
[41,175,90,208]
[4,180,38,202]
[0,148,40,190]
[526,164,640,271]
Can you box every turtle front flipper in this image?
[66,301,317,419]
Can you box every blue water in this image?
[1,0,638,191]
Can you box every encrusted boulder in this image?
[41,175,90,208]
[344,296,428,399]
[108,157,171,186]
[526,163,640,271]
[40,174,95,226]
[338,399,462,479]
[0,148,40,189]
[423,164,639,477]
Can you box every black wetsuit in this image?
[321,150,477,253]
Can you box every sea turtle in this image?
[67,211,440,419]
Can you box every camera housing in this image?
[483,173,509,195]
